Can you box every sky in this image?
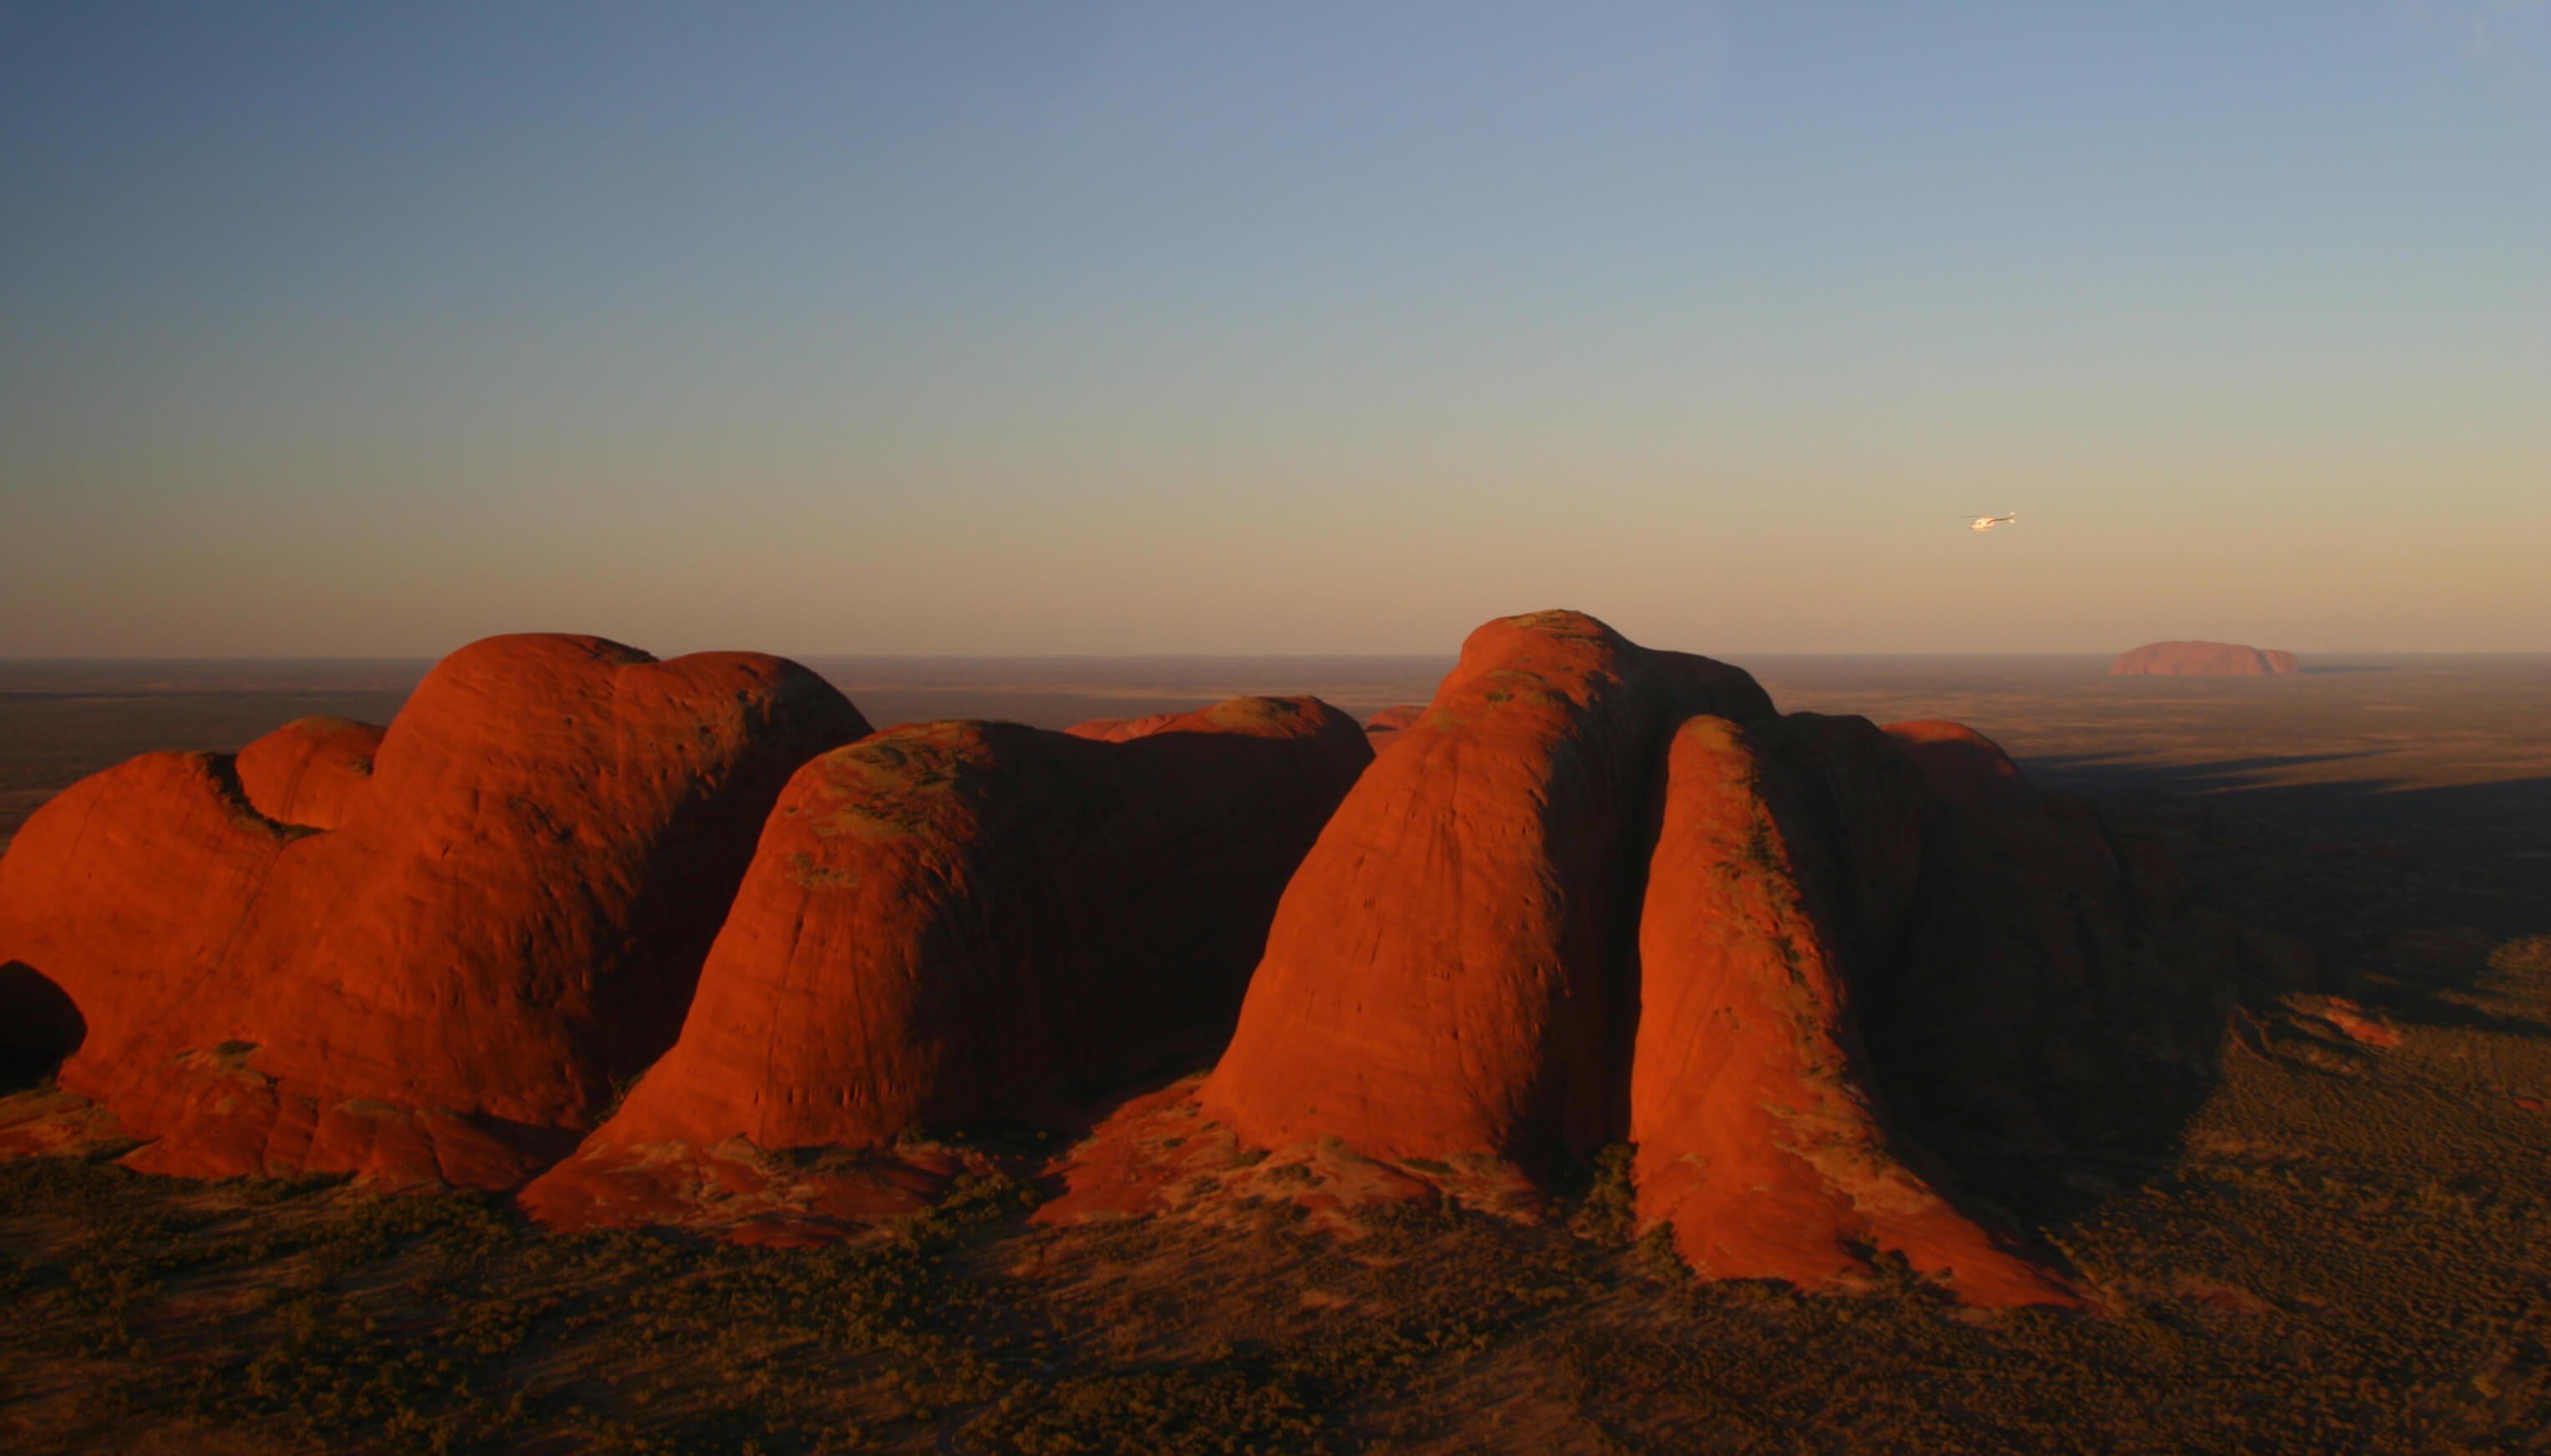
[3,2,2545,656]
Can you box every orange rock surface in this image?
[2110,640,2301,675]
[0,634,867,1186]
[1628,715,2075,1307]
[233,715,385,829]
[1198,610,1771,1170]
[522,695,1369,1233]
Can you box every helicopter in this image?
[1966,513,2017,533]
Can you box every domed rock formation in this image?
[0,634,868,1186]
[1882,720,2038,815]
[1359,704,1424,751]
[1197,610,1772,1169]
[0,752,294,1095]
[234,715,385,829]
[1628,715,2074,1307]
[1040,609,2281,1307]
[520,695,1371,1236]
[1063,711,1183,743]
[0,609,2309,1310]
[2110,641,2300,676]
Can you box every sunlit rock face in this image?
[0,633,868,1187]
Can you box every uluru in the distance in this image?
[6,5,2548,1453]
[2110,640,2303,676]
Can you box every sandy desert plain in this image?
[1,640,2547,1454]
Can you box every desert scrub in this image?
[0,1158,1050,1455]
[5,965,2549,1456]
[966,1357,1324,1455]
[1562,1142,1640,1246]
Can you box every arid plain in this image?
[2,645,2546,1453]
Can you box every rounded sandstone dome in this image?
[2110,640,2300,676]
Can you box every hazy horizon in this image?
[6,647,2551,662]
[6,3,2544,657]
[8,646,2548,673]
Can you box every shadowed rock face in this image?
[1882,720,2038,816]
[2111,640,2300,676]
[1860,788,2297,1216]
[0,961,84,1085]
[0,634,868,1186]
[1198,610,1774,1170]
[521,696,1370,1233]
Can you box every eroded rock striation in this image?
[0,634,868,1186]
[2111,640,2300,676]
[520,696,1371,1236]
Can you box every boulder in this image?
[0,634,868,1186]
[1197,610,1771,1170]
[2110,641,2300,676]
[521,695,1371,1234]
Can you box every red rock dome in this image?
[521,695,1371,1236]
[2110,640,2300,675]
[1063,711,1182,742]
[1882,719,2039,815]
[234,715,385,830]
[0,634,868,1186]
[1197,610,1772,1168]
[1629,715,2073,1307]
[1358,703,1425,752]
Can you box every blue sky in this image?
[3,2,2543,655]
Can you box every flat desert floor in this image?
[2,651,2546,1453]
